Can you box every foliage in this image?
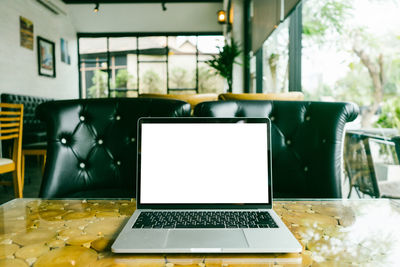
[303,0,352,42]
[88,70,108,98]
[197,66,224,94]
[169,67,192,89]
[115,69,135,89]
[111,69,136,97]
[335,63,373,105]
[384,58,400,95]
[302,0,400,127]
[206,39,241,93]
[141,70,163,94]
[375,98,400,130]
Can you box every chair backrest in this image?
[194,100,359,198]
[139,93,218,110]
[345,131,400,198]
[0,103,24,164]
[218,92,304,101]
[37,98,191,198]
[344,131,380,198]
[1,93,52,144]
[393,136,400,161]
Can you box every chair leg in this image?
[347,187,353,198]
[42,153,47,175]
[22,154,25,188]
[12,168,23,198]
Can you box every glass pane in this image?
[139,63,167,94]
[303,0,400,199]
[83,67,109,98]
[197,36,225,93]
[79,37,107,54]
[109,37,137,52]
[197,36,224,54]
[302,0,400,128]
[109,67,136,91]
[110,89,138,98]
[262,18,289,93]
[80,60,109,98]
[198,62,224,94]
[79,38,109,98]
[168,36,197,90]
[138,36,167,61]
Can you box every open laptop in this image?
[112,117,301,253]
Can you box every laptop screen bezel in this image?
[136,117,273,210]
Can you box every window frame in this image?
[77,32,223,98]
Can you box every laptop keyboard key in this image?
[132,211,278,229]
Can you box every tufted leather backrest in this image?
[37,98,191,198]
[194,100,359,198]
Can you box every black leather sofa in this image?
[194,100,359,198]
[1,93,52,145]
[37,98,191,198]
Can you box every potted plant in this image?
[206,39,241,93]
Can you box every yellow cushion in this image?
[139,93,218,109]
[218,92,304,101]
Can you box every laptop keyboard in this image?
[132,211,278,229]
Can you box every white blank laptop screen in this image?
[140,123,269,204]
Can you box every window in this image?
[78,35,225,98]
[302,0,400,128]
[262,18,290,93]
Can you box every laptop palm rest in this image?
[165,229,248,248]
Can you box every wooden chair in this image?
[22,142,47,185]
[218,92,304,101]
[344,130,400,199]
[139,93,218,111]
[0,103,24,198]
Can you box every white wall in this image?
[67,3,223,33]
[0,0,78,99]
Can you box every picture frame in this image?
[60,38,71,65]
[37,36,56,77]
[20,16,34,50]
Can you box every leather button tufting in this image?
[116,161,121,166]
[131,137,136,143]
[304,166,309,172]
[116,115,121,121]
[286,140,291,145]
[60,138,67,144]
[79,115,85,122]
[322,139,327,143]
[98,139,104,145]
[270,116,275,121]
[79,162,86,169]
[305,116,310,121]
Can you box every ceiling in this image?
[62,0,222,3]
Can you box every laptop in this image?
[112,117,302,253]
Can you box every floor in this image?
[0,156,42,205]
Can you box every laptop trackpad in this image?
[165,229,248,248]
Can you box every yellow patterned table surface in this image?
[0,199,400,266]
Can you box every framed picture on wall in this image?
[60,38,71,65]
[37,36,56,77]
[20,16,34,50]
